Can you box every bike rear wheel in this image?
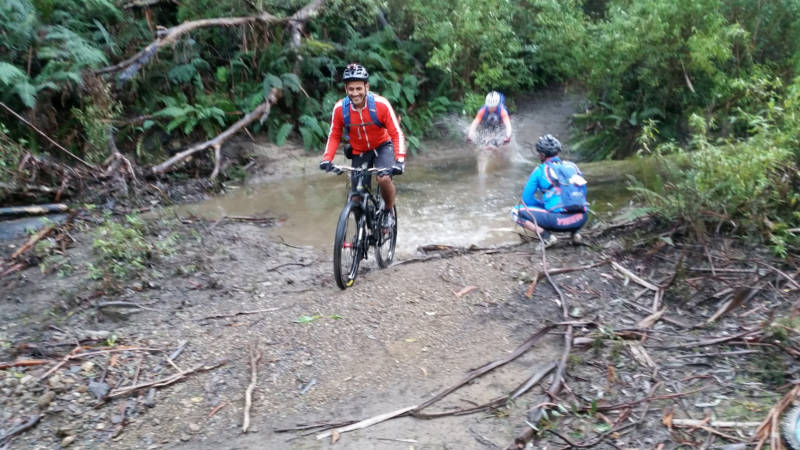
[333,202,362,289]
[376,206,397,268]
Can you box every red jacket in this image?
[323,93,406,161]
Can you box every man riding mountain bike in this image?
[319,63,406,228]
[467,91,512,145]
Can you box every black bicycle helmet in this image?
[536,134,562,157]
[342,63,369,82]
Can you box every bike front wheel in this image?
[333,202,362,289]
[376,206,397,268]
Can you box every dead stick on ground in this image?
[0,414,42,447]
[199,307,281,321]
[655,328,762,349]
[10,224,56,260]
[413,324,557,413]
[411,362,557,420]
[611,261,659,291]
[0,359,49,370]
[671,419,762,428]
[242,345,262,433]
[316,405,419,440]
[509,219,572,450]
[96,301,175,312]
[108,360,226,399]
[755,384,800,449]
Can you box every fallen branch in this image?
[754,384,800,450]
[198,307,281,321]
[151,88,280,178]
[671,419,762,428]
[411,362,557,420]
[413,324,557,413]
[0,415,42,447]
[10,224,56,260]
[525,260,611,298]
[108,360,226,399]
[242,344,262,433]
[611,261,659,291]
[96,301,174,312]
[0,203,69,218]
[706,285,759,324]
[654,328,762,349]
[0,359,49,370]
[315,405,418,441]
[509,219,572,449]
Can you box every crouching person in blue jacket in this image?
[511,134,588,247]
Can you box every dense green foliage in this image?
[0,0,798,251]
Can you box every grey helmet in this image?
[535,134,562,157]
[342,63,369,82]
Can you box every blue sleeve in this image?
[520,166,545,208]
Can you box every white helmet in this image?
[485,91,501,108]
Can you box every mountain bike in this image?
[329,164,397,289]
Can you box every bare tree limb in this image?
[151,88,279,176]
[145,0,326,178]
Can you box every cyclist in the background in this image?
[319,63,406,228]
[467,91,512,145]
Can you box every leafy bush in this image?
[631,78,800,256]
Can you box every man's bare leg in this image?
[377,175,395,211]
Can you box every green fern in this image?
[275,122,293,145]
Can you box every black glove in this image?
[391,160,405,175]
[319,160,333,172]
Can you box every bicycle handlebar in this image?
[331,165,383,173]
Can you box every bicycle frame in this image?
[337,165,383,251]
[330,164,397,288]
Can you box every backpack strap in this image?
[367,93,384,128]
[543,161,560,187]
[342,96,351,142]
[342,93,384,142]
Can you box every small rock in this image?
[19,375,34,385]
[61,435,76,447]
[76,384,88,393]
[57,425,75,436]
[81,361,95,373]
[180,434,191,442]
[190,396,203,403]
[88,381,110,399]
[49,376,66,392]
[37,390,56,409]
[96,423,106,430]
[188,423,201,433]
[143,388,157,408]
[569,307,585,318]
